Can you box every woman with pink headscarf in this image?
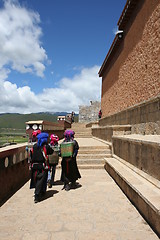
[47,134,59,188]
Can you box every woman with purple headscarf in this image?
[60,129,81,191]
[30,132,53,203]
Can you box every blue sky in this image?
[0,0,126,114]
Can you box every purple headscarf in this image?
[64,129,75,141]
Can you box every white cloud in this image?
[0,0,47,77]
[0,65,101,113]
[0,1,102,114]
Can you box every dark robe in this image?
[30,143,53,195]
[60,139,81,184]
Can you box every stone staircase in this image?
[58,123,112,169]
[57,144,111,169]
[72,123,112,168]
[77,145,111,169]
[70,123,92,138]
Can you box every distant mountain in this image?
[36,111,78,116]
[38,111,69,116]
[0,112,78,130]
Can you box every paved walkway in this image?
[0,138,159,240]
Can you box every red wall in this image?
[101,0,160,117]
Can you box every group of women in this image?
[29,129,81,203]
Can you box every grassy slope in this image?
[0,113,58,130]
[0,113,78,145]
[0,113,78,130]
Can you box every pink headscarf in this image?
[50,134,59,146]
[32,129,41,137]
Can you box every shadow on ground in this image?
[70,182,82,190]
[53,180,63,185]
[40,190,59,202]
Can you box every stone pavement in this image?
[0,137,159,240]
[1,169,159,240]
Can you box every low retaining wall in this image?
[92,125,131,142]
[0,143,30,205]
[0,126,67,205]
[112,135,160,181]
[86,121,98,128]
[99,95,160,135]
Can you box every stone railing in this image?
[0,143,30,205]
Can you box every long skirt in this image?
[30,168,48,196]
[61,157,81,184]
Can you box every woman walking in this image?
[60,130,81,191]
[30,132,53,203]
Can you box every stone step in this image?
[71,126,89,129]
[72,128,91,131]
[69,131,89,133]
[79,145,110,150]
[73,126,91,129]
[72,129,91,132]
[71,123,86,127]
[56,160,105,168]
[77,153,111,160]
[72,131,91,134]
[77,164,104,169]
[104,157,160,238]
[75,136,93,139]
[75,133,92,138]
[77,158,105,165]
[75,134,92,136]
[75,135,92,138]
[78,149,111,154]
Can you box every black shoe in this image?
[65,184,70,191]
[34,195,39,203]
[71,182,79,189]
[71,182,76,188]
[48,182,52,188]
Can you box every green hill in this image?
[0,113,79,130]
[0,113,58,130]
